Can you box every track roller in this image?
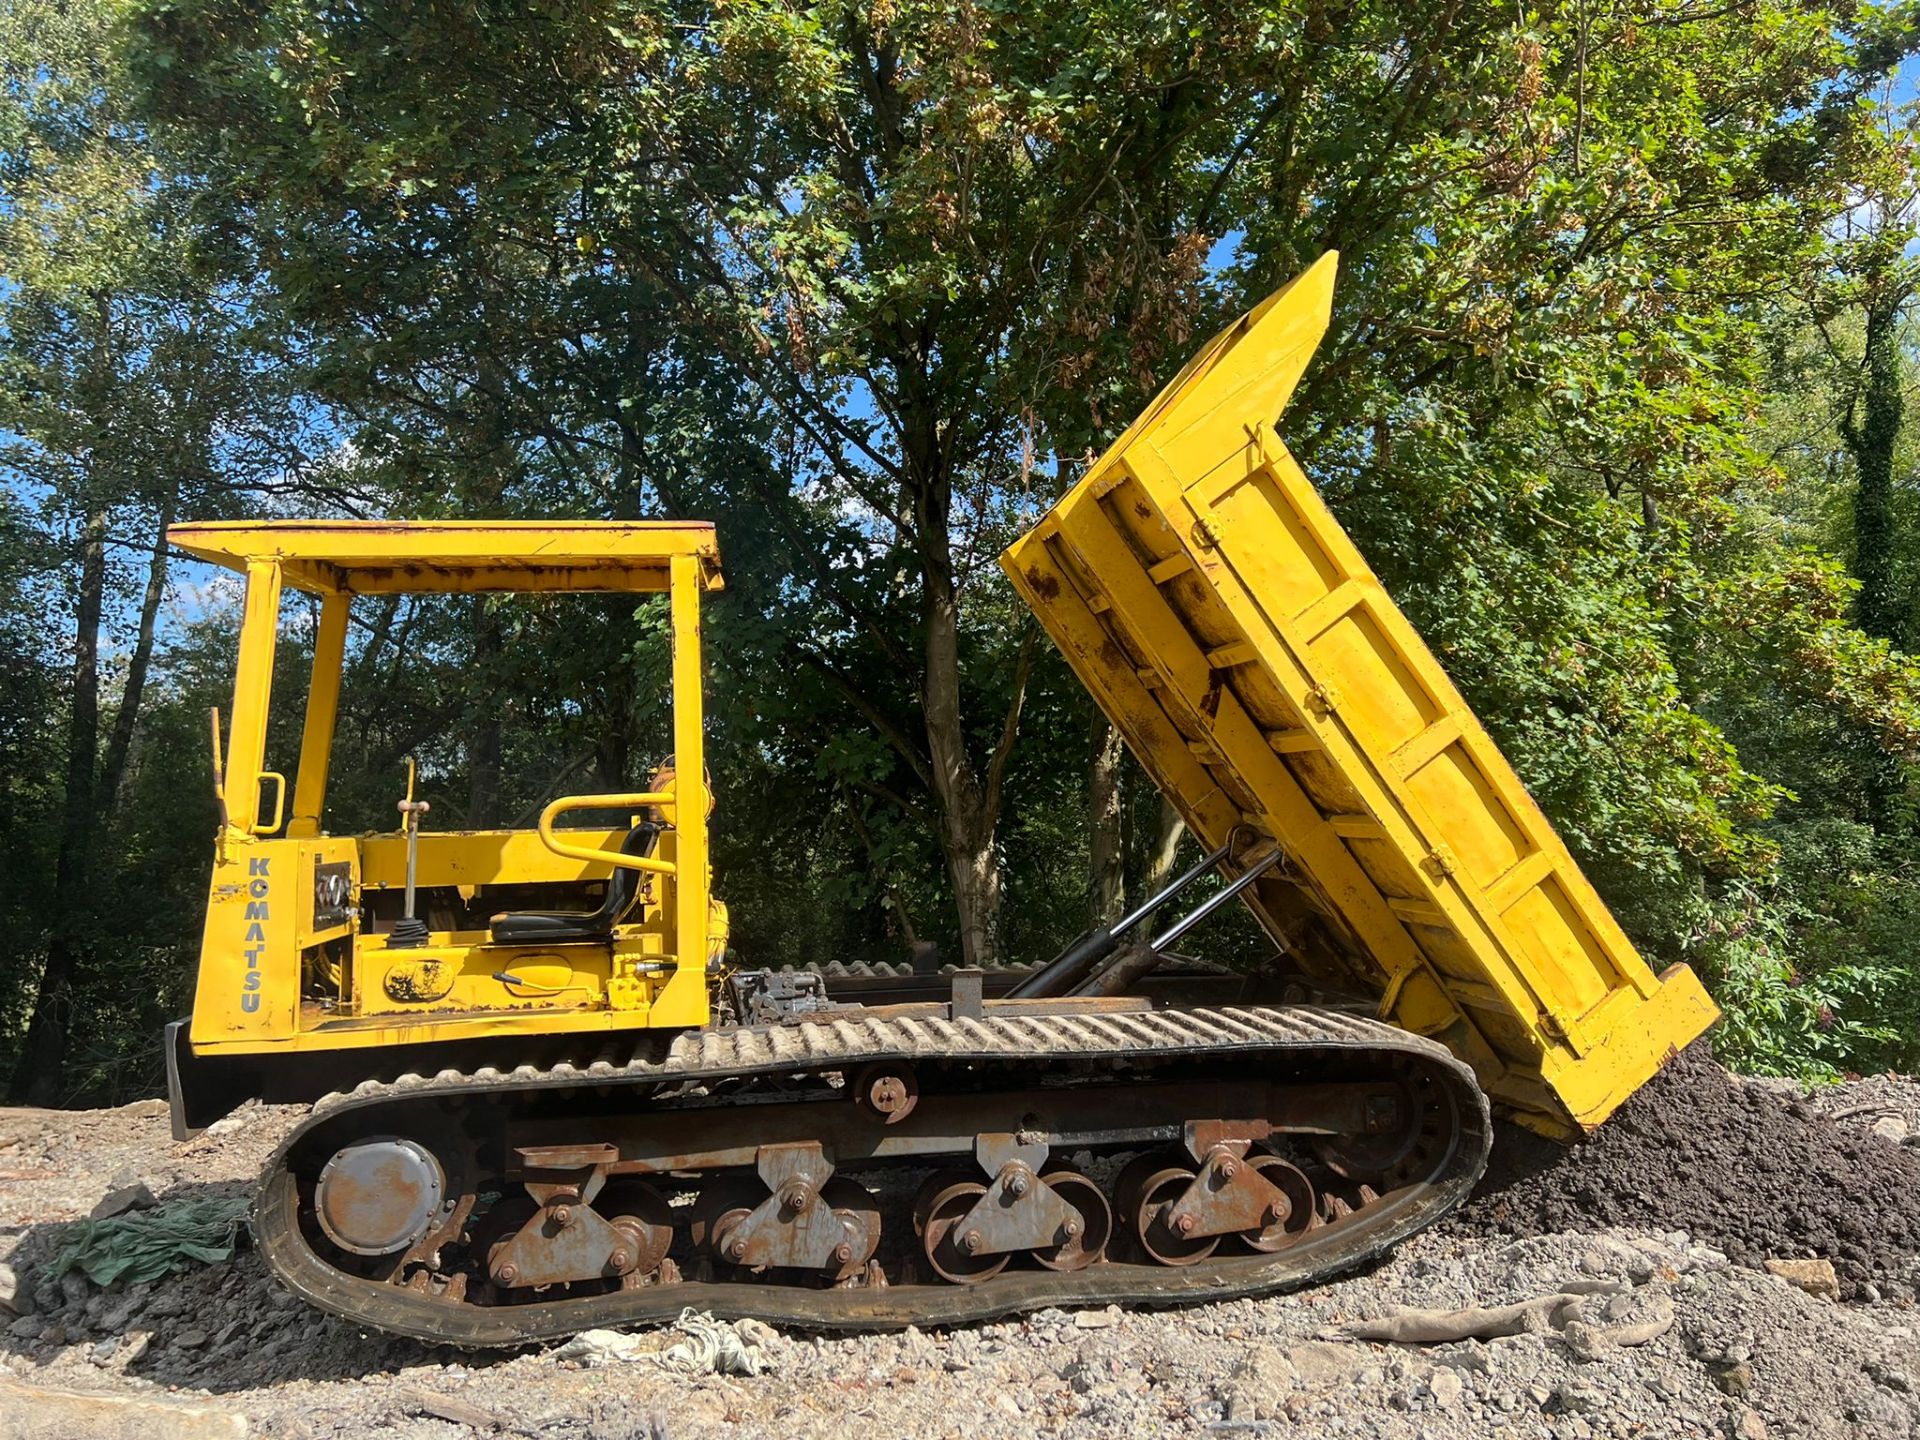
[1239,1156,1316,1253]
[1117,1152,1219,1266]
[695,1170,881,1281]
[1033,1165,1111,1272]
[914,1171,1009,1284]
[597,1179,675,1282]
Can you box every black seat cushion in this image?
[488,818,661,945]
[487,909,613,945]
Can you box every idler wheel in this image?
[313,1137,446,1257]
[1312,1124,1417,1183]
[915,1174,1008,1284]
[1311,1072,1435,1185]
[1032,1166,1111,1273]
[1240,1156,1317,1253]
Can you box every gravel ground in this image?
[0,1068,1916,1439]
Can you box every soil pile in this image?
[1455,1042,1920,1299]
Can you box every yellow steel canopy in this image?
[168,520,724,595]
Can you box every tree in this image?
[0,0,325,1100]
[111,0,1920,1077]
[1825,104,1920,649]
[136,0,1199,963]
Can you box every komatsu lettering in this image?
[239,858,268,1012]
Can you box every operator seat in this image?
[487,816,662,945]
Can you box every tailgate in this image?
[1001,253,1717,1137]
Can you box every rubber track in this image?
[254,1005,1491,1345]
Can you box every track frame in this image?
[254,1004,1490,1345]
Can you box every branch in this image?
[746,466,917,673]
[846,775,933,830]
[789,642,935,791]
[509,751,601,827]
[981,623,1040,829]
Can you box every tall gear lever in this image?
[388,758,432,949]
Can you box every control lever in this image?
[389,757,431,948]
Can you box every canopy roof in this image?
[168,520,724,596]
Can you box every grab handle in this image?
[536,791,679,875]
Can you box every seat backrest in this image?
[597,817,663,927]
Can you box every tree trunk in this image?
[920,554,1002,966]
[1087,715,1126,924]
[99,486,178,812]
[11,504,109,1104]
[1141,795,1188,895]
[847,801,920,951]
[607,371,656,790]
[590,631,642,792]
[1840,290,1908,826]
[463,350,513,826]
[1846,295,1904,645]
[467,601,503,825]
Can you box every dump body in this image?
[1002,253,1717,1138]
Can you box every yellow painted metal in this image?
[288,592,349,839]
[170,519,723,596]
[356,828,626,890]
[223,559,282,841]
[251,771,287,836]
[1001,252,1718,1136]
[179,520,722,1056]
[192,834,355,1043]
[656,552,711,1026]
[349,926,666,1018]
[536,792,679,875]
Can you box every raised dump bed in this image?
[1002,253,1717,1138]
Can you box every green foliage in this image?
[3,0,1920,1094]
[1696,850,1920,1081]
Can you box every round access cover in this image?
[313,1137,446,1256]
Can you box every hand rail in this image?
[251,771,287,836]
[536,791,679,875]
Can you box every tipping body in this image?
[1001,254,1717,1136]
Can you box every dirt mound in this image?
[1453,1043,1920,1299]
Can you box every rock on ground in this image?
[0,1373,248,1439]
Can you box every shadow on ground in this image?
[0,1179,534,1392]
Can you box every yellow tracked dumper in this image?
[167,253,1716,1343]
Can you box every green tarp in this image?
[48,1197,252,1288]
